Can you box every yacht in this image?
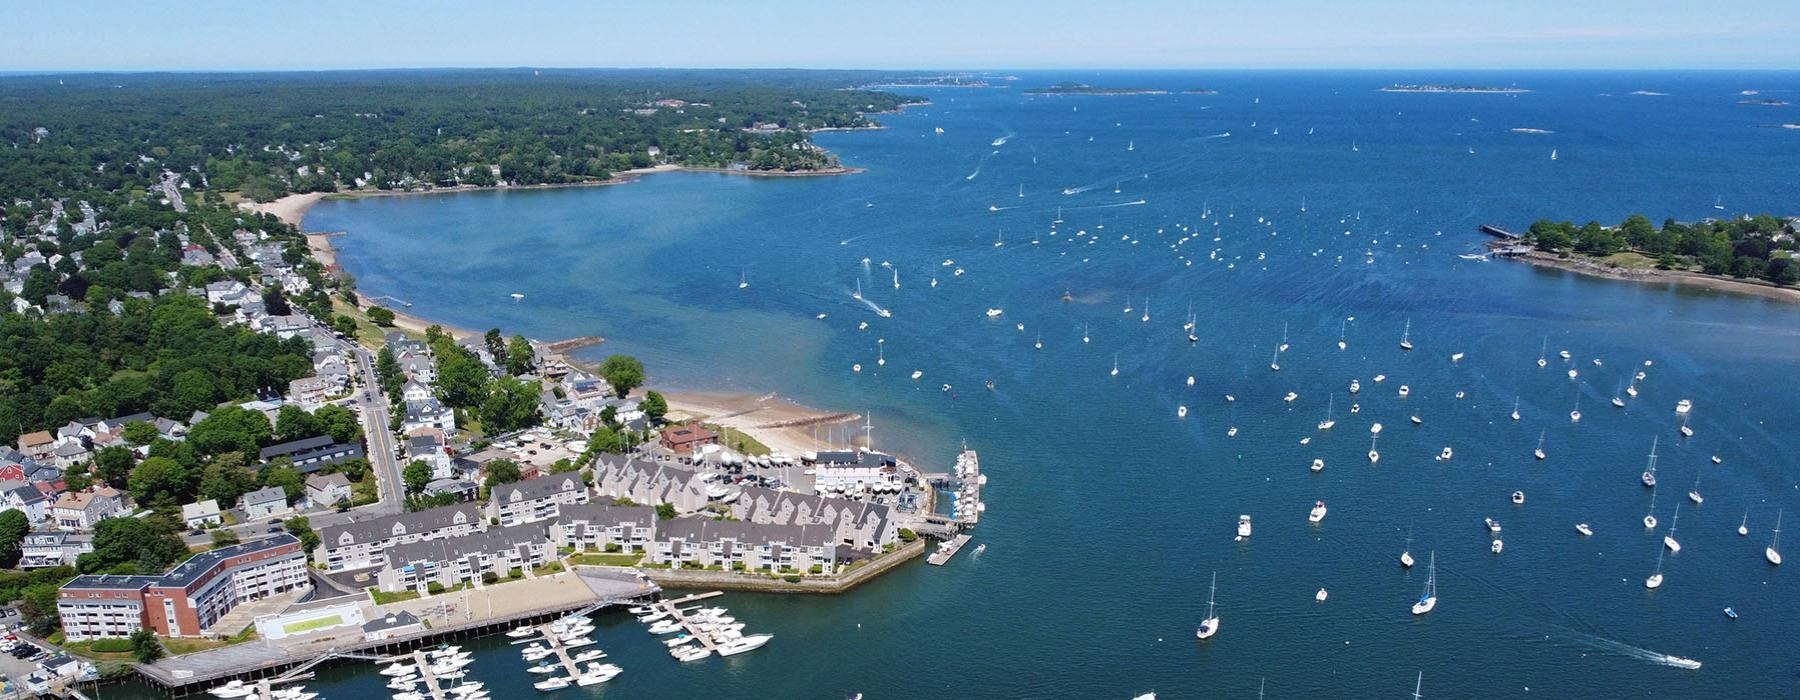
[209,681,255,698]
[575,665,621,687]
[1410,552,1437,615]
[1675,399,1692,415]
[1236,515,1253,540]
[507,626,539,638]
[1309,500,1328,523]
[674,647,712,662]
[533,677,573,692]
[1576,522,1593,536]
[1194,572,1221,639]
[1311,458,1324,473]
[380,664,417,677]
[1641,436,1660,487]
[717,634,774,657]
[1485,517,1502,534]
[911,370,922,381]
[1399,319,1413,350]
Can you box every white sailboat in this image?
[852,278,862,301]
[738,270,748,289]
[1739,510,1749,536]
[1538,338,1548,368]
[1511,396,1521,421]
[1269,347,1281,372]
[994,228,1004,248]
[1110,354,1119,377]
[1400,526,1415,568]
[1083,323,1090,344]
[1533,430,1546,460]
[1646,544,1665,589]
[1141,298,1150,323]
[1687,469,1703,505]
[1194,572,1220,639]
[1664,502,1682,552]
[892,268,899,290]
[1769,510,1783,566]
[1337,318,1348,350]
[1570,394,1581,423]
[1411,551,1437,614]
[1399,318,1413,350]
[1317,394,1336,430]
[1645,486,1659,530]
[1278,322,1290,352]
[1641,436,1660,487]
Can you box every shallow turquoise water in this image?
[281,71,1800,698]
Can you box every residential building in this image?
[403,399,453,434]
[181,500,222,529]
[313,504,483,572]
[259,435,365,474]
[590,457,710,513]
[287,377,333,410]
[374,524,554,593]
[549,503,657,552]
[241,486,291,520]
[658,423,718,454]
[52,487,123,530]
[648,517,839,573]
[422,478,478,502]
[4,484,51,524]
[487,472,589,527]
[57,535,308,641]
[405,431,451,480]
[19,531,93,569]
[305,473,352,506]
[16,431,55,463]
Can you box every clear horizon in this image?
[9,0,1799,72]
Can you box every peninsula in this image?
[1380,84,1529,93]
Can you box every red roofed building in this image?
[658,424,718,454]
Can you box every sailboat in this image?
[1399,319,1413,350]
[1644,486,1659,530]
[1053,207,1063,224]
[1034,333,1042,350]
[1713,195,1725,211]
[994,229,1004,248]
[892,268,900,290]
[1368,426,1381,464]
[1646,544,1665,589]
[1687,470,1703,504]
[1278,322,1290,353]
[1537,338,1548,368]
[852,279,862,301]
[1410,551,1437,614]
[1141,298,1150,324]
[1769,510,1783,565]
[1550,148,1559,161]
[738,270,748,289]
[1664,502,1682,552]
[1570,395,1581,423]
[1412,672,1423,700]
[1399,526,1415,568]
[1194,572,1220,639]
[876,344,885,367]
[1739,511,1749,536]
[1533,430,1546,460]
[1317,394,1336,430]
[1511,396,1521,421]
[1083,323,1090,344]
[1110,354,1119,377]
[1641,436,1660,487]
[1337,319,1348,350]
[1269,347,1281,372]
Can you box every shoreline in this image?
[1496,247,1800,304]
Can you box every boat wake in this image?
[1198,131,1232,139]
[1068,199,1148,210]
[1560,628,1702,670]
[1061,173,1147,196]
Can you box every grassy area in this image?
[329,298,392,348]
[162,626,257,656]
[1600,251,1659,270]
[569,552,645,567]
[706,423,770,457]
[60,640,136,661]
[281,613,344,635]
[370,588,420,605]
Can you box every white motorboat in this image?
[1451,352,1464,362]
[1309,500,1328,523]
[1675,399,1692,415]
[1195,572,1221,639]
[1237,515,1253,540]
[1576,522,1593,536]
[647,621,683,635]
[387,677,420,691]
[506,627,538,638]
[576,664,621,686]
[379,664,417,677]
[1568,368,1578,380]
[717,633,774,657]
[1411,415,1423,425]
[1284,391,1298,403]
[1485,517,1502,534]
[985,308,1003,318]
[1511,490,1525,505]
[1398,384,1410,397]
[1350,379,1361,393]
[210,681,255,699]
[674,647,712,662]
[394,692,428,700]
[1227,426,1238,438]
[1373,374,1386,383]
[1411,552,1437,615]
[1537,339,1548,368]
[1559,349,1572,360]
[1437,446,1452,461]
[664,635,697,647]
[526,663,558,674]
[635,610,668,623]
[1177,405,1187,419]
[533,676,573,692]
[1315,588,1328,602]
[1311,458,1324,473]
[1491,539,1504,554]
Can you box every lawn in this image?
[163,626,257,656]
[1600,251,1659,270]
[281,613,344,635]
[707,424,770,457]
[569,552,644,567]
[370,589,420,605]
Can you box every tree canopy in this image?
[598,355,646,398]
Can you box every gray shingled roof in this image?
[318,503,481,547]
[384,523,547,565]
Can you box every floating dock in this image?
[649,591,729,657]
[1478,224,1521,240]
[926,533,973,565]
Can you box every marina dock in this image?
[409,650,448,700]
[926,533,973,565]
[1478,224,1521,239]
[649,591,728,655]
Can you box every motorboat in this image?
[985,308,1003,318]
[1398,385,1410,397]
[717,634,775,657]
[210,681,255,699]
[533,676,573,691]
[664,635,697,647]
[1485,518,1502,534]
[1576,522,1593,536]
[1411,415,1423,425]
[1316,588,1328,602]
[1308,500,1328,523]
[674,647,712,662]
[1511,491,1525,505]
[507,627,538,638]
[1373,374,1386,383]
[1724,607,1738,620]
[526,663,559,674]
[1311,458,1324,473]
[380,664,417,677]
[1284,391,1298,403]
[571,649,607,663]
[1675,399,1692,415]
[1437,446,1452,461]
[1491,539,1504,554]
[1236,515,1253,540]
[1451,352,1464,362]
[576,664,621,686]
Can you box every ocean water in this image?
[277,71,1800,698]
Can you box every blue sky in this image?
[10,0,1799,71]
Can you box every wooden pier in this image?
[650,592,727,657]
[1478,224,1521,240]
[926,533,973,565]
[410,650,448,700]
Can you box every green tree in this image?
[434,347,492,409]
[18,583,61,636]
[480,377,542,433]
[314,404,362,444]
[655,503,677,520]
[93,445,136,487]
[129,456,190,506]
[82,517,188,574]
[505,335,534,376]
[274,404,322,443]
[122,420,160,446]
[367,306,396,326]
[188,406,273,457]
[598,355,645,398]
[284,516,321,552]
[261,464,304,502]
[484,328,508,369]
[200,452,257,505]
[483,458,522,489]
[376,346,404,396]
[130,629,165,663]
[403,460,433,493]
[210,529,241,548]
[640,390,668,423]
[61,463,94,493]
[0,509,29,568]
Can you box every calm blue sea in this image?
[277,71,1800,698]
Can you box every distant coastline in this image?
[1381,84,1528,94]
[1025,82,1168,96]
[1488,244,1800,304]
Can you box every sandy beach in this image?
[663,391,859,457]
[1500,249,1800,304]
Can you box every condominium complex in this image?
[57,535,308,641]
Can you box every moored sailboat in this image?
[1194,572,1221,639]
[1410,552,1437,614]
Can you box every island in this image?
[1484,214,1800,301]
[1024,82,1169,95]
[1380,84,1529,94]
